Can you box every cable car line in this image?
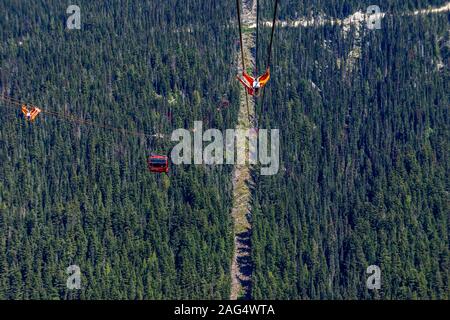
[256,0,260,77]
[0,94,162,139]
[257,0,279,129]
[236,0,279,128]
[0,94,172,173]
[266,0,279,69]
[236,0,252,123]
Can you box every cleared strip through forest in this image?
[230,0,256,300]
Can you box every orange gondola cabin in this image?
[21,105,41,122]
[148,155,169,173]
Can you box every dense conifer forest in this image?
[0,0,448,300]
[0,0,238,299]
[253,0,449,299]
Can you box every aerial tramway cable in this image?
[235,0,279,128]
[236,0,252,123]
[0,94,171,173]
[256,0,260,77]
[266,0,279,69]
[0,94,161,139]
[257,0,279,129]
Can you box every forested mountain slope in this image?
[0,0,238,299]
[0,0,448,300]
[252,0,449,299]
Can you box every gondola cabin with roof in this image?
[148,155,169,173]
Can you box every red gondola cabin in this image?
[148,155,169,173]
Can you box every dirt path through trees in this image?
[230,0,257,301]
